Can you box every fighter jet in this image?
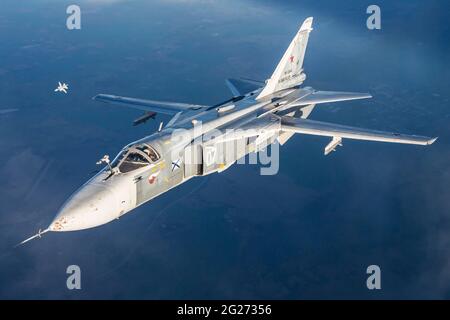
[54,82,68,94]
[19,17,436,244]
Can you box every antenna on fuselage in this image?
[158,121,164,132]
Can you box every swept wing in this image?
[93,94,208,116]
[280,116,437,145]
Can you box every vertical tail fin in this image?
[257,17,313,100]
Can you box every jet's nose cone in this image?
[50,183,119,232]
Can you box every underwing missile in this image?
[133,111,156,126]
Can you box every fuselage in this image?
[49,87,311,232]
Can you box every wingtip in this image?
[92,94,113,102]
[92,94,103,101]
[428,137,438,145]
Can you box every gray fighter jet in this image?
[20,17,436,244]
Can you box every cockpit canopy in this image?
[112,144,160,173]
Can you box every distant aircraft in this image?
[54,82,68,94]
[20,17,436,245]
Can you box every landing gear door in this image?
[184,143,203,178]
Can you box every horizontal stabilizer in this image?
[281,116,437,146]
[225,78,264,97]
[237,77,265,86]
[225,79,240,97]
[93,94,207,115]
[293,90,372,106]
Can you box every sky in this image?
[0,0,449,299]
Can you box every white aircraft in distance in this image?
[54,82,68,94]
[19,17,437,245]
